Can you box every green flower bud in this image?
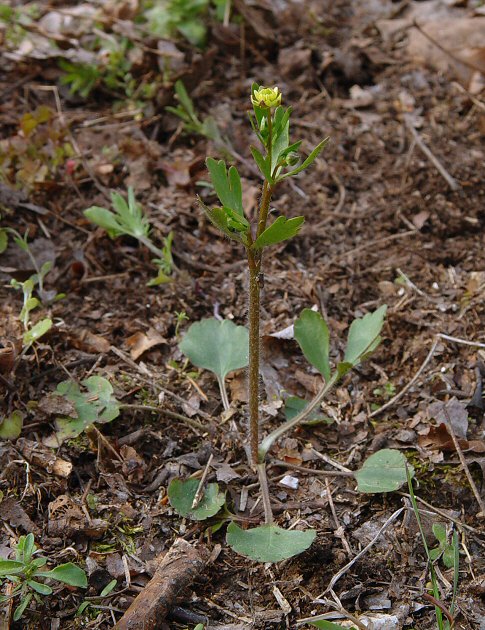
[286,152,299,166]
[251,85,282,109]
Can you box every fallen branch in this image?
[114,539,207,630]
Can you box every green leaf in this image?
[252,216,305,250]
[250,146,273,182]
[432,523,447,544]
[294,309,331,381]
[0,229,7,253]
[45,376,120,446]
[13,593,32,621]
[206,158,244,216]
[0,560,24,576]
[198,198,245,242]
[226,523,316,563]
[84,207,124,239]
[284,397,331,425]
[23,318,52,345]
[277,137,329,181]
[442,545,455,569]
[343,305,387,367]
[27,580,52,595]
[179,319,249,382]
[37,563,87,588]
[0,410,23,440]
[100,579,117,597]
[355,449,413,493]
[21,533,35,564]
[174,80,197,119]
[168,478,226,521]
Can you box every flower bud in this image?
[286,152,299,166]
[251,86,282,109]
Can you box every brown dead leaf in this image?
[38,392,77,417]
[0,497,40,534]
[120,445,146,482]
[48,495,108,539]
[71,328,110,354]
[418,423,485,453]
[126,328,166,360]
[17,438,73,478]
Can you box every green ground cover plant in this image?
[0,533,87,621]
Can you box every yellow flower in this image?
[251,86,282,109]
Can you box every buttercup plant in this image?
[175,84,391,561]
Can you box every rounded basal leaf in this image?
[294,309,330,380]
[0,410,23,440]
[168,478,226,521]
[179,319,249,381]
[355,449,412,493]
[226,522,316,563]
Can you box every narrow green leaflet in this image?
[84,206,126,239]
[14,594,32,621]
[250,146,273,182]
[277,138,329,181]
[27,580,52,595]
[294,309,331,381]
[0,410,23,440]
[252,216,305,249]
[343,305,387,367]
[84,188,150,240]
[36,563,87,588]
[168,478,226,521]
[355,449,412,493]
[226,523,316,563]
[206,158,244,216]
[198,198,245,242]
[179,319,249,382]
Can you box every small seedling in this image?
[430,523,457,569]
[166,80,223,146]
[0,533,87,621]
[44,376,120,447]
[406,465,459,630]
[84,187,174,285]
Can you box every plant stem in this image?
[217,377,231,412]
[247,248,261,466]
[259,372,340,460]
[138,235,163,259]
[257,463,273,524]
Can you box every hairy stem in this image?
[247,248,261,466]
[138,235,164,259]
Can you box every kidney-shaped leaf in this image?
[179,319,249,382]
[355,449,413,493]
[168,478,226,521]
[252,215,304,250]
[343,305,387,367]
[226,522,315,563]
[294,309,330,380]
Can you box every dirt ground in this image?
[1,0,485,628]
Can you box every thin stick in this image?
[191,454,213,509]
[443,407,485,517]
[270,460,354,478]
[404,116,460,192]
[370,337,440,418]
[325,478,352,555]
[438,333,485,350]
[315,507,405,598]
[257,463,274,524]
